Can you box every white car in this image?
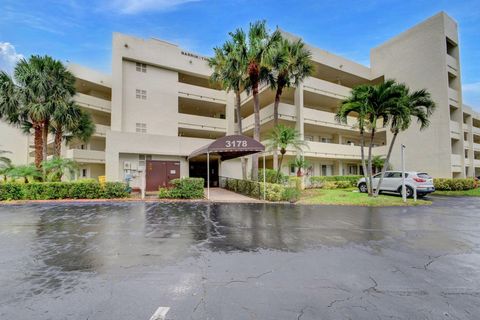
[357,171,435,198]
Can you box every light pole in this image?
[401,144,406,202]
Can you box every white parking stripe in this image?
[149,306,170,320]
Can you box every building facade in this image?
[1,12,479,188]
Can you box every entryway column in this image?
[294,83,304,140]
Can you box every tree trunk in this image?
[42,119,49,162]
[367,129,376,197]
[235,90,247,180]
[276,149,285,182]
[374,132,398,197]
[272,86,283,171]
[359,130,369,190]
[33,123,43,169]
[251,81,260,181]
[54,127,63,157]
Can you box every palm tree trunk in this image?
[235,90,247,180]
[251,81,260,181]
[277,150,285,182]
[374,132,398,197]
[42,119,49,162]
[360,130,368,188]
[54,127,63,157]
[33,123,43,169]
[272,86,282,171]
[367,129,376,196]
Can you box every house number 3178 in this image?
[225,140,248,148]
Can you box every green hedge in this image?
[0,181,129,201]
[433,178,476,191]
[223,177,298,202]
[158,177,204,199]
[310,175,362,188]
[258,169,288,184]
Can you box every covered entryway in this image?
[188,135,265,199]
[189,158,219,187]
[146,160,180,191]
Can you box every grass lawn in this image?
[433,188,480,197]
[299,188,431,206]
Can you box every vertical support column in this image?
[467,116,474,177]
[337,160,344,176]
[263,153,266,201]
[225,92,236,135]
[207,152,210,200]
[294,83,304,140]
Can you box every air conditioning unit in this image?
[124,161,131,170]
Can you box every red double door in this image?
[146,160,180,191]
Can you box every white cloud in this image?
[0,43,23,75]
[107,0,200,14]
[462,82,480,109]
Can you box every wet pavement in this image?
[0,197,479,319]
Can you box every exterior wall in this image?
[0,122,29,165]
[371,12,461,178]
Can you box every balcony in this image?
[301,141,386,160]
[451,153,462,167]
[448,88,459,105]
[304,107,358,131]
[178,82,226,104]
[65,149,105,163]
[93,124,110,138]
[303,77,351,100]
[473,126,480,135]
[450,121,461,140]
[178,113,226,132]
[474,159,480,167]
[242,102,296,132]
[446,54,459,76]
[474,143,480,151]
[75,93,111,113]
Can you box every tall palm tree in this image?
[336,85,371,192]
[209,40,248,179]
[265,124,308,181]
[42,157,79,182]
[267,37,313,169]
[50,101,82,157]
[230,21,281,180]
[63,109,96,148]
[374,85,435,197]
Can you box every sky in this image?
[0,0,479,108]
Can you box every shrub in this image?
[309,175,362,188]
[434,178,476,191]
[258,169,287,184]
[288,176,302,190]
[224,177,289,202]
[0,181,129,201]
[321,181,338,189]
[167,178,204,199]
[282,187,301,203]
[334,181,352,189]
[158,188,172,198]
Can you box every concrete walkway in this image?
[206,188,262,203]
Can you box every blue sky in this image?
[0,0,479,108]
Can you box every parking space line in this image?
[149,306,170,320]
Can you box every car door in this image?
[372,173,382,190]
[385,172,403,191]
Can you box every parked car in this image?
[357,171,435,198]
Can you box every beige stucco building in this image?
[1,11,479,188]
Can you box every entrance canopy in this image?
[188,135,265,161]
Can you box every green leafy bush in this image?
[310,175,362,188]
[434,178,476,191]
[0,181,129,201]
[258,169,287,184]
[159,178,204,199]
[288,176,302,190]
[334,181,352,189]
[224,177,290,201]
[282,187,301,203]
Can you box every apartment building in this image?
[1,11,478,188]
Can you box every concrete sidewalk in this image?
[206,188,263,203]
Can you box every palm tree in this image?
[336,85,371,192]
[371,155,386,174]
[230,21,281,180]
[374,85,435,196]
[7,164,42,183]
[267,37,313,169]
[42,157,78,182]
[0,149,12,182]
[50,101,82,157]
[63,109,95,148]
[265,124,308,181]
[209,40,248,179]
[289,155,310,177]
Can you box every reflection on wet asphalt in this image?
[0,197,479,319]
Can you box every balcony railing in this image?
[450,120,461,134]
[448,88,459,104]
[303,77,351,99]
[65,149,105,163]
[75,93,111,113]
[94,124,110,137]
[178,82,226,103]
[451,154,462,166]
[242,102,296,132]
[446,54,458,74]
[303,107,358,130]
[178,113,226,132]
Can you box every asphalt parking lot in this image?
[0,196,479,319]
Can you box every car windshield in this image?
[417,173,432,179]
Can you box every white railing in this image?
[178,82,226,103]
[473,143,480,150]
[303,77,351,99]
[474,159,480,167]
[450,120,461,134]
[451,154,462,166]
[473,126,480,135]
[75,93,111,112]
[303,107,357,130]
[242,102,296,131]
[178,113,226,132]
[446,54,458,72]
[448,88,459,104]
[94,124,110,137]
[66,149,105,163]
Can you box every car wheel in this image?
[398,186,414,198]
[358,183,368,193]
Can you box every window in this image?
[290,164,295,175]
[139,154,151,168]
[135,123,147,133]
[321,165,333,176]
[136,89,147,100]
[348,165,358,175]
[136,62,147,73]
[305,135,314,141]
[320,137,332,143]
[81,169,87,178]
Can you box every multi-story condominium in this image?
[1,12,479,190]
